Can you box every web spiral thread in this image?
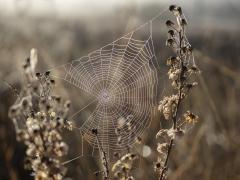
[49,22,161,157]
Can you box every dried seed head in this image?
[166,20,174,27]
[177,7,182,15]
[189,66,200,74]
[50,111,56,118]
[181,46,188,53]
[16,130,29,141]
[46,81,51,87]
[166,38,175,47]
[157,143,169,154]
[23,64,28,69]
[168,69,180,80]
[156,129,170,141]
[175,128,185,138]
[169,5,182,16]
[64,100,71,108]
[181,18,187,26]
[21,99,29,109]
[26,57,30,64]
[40,98,46,105]
[115,127,121,135]
[94,171,100,176]
[50,79,55,84]
[35,72,41,78]
[55,96,61,103]
[32,85,38,92]
[114,171,121,178]
[122,166,127,172]
[169,5,177,12]
[46,104,51,111]
[167,29,175,37]
[162,104,172,120]
[56,142,68,156]
[188,46,193,52]
[184,111,199,124]
[171,80,178,89]
[9,106,17,116]
[45,71,50,76]
[135,136,142,144]
[130,153,137,160]
[29,110,35,118]
[64,120,73,131]
[127,176,134,180]
[31,124,40,135]
[166,56,177,66]
[155,162,161,169]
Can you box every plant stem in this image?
[95,134,109,180]
[159,29,184,180]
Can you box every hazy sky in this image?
[1,0,239,17]
[0,0,239,31]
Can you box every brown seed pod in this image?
[166,20,175,27]
[169,5,177,12]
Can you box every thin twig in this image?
[92,129,109,180]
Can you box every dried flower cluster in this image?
[112,153,138,180]
[8,49,72,180]
[111,116,139,180]
[155,5,200,180]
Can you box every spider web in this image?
[47,9,168,162]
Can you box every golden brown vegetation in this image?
[0,2,239,180]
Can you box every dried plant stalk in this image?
[8,49,72,180]
[155,5,200,180]
[92,128,110,180]
[111,116,140,180]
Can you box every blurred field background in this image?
[0,0,240,179]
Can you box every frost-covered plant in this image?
[8,49,72,180]
[155,5,200,180]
